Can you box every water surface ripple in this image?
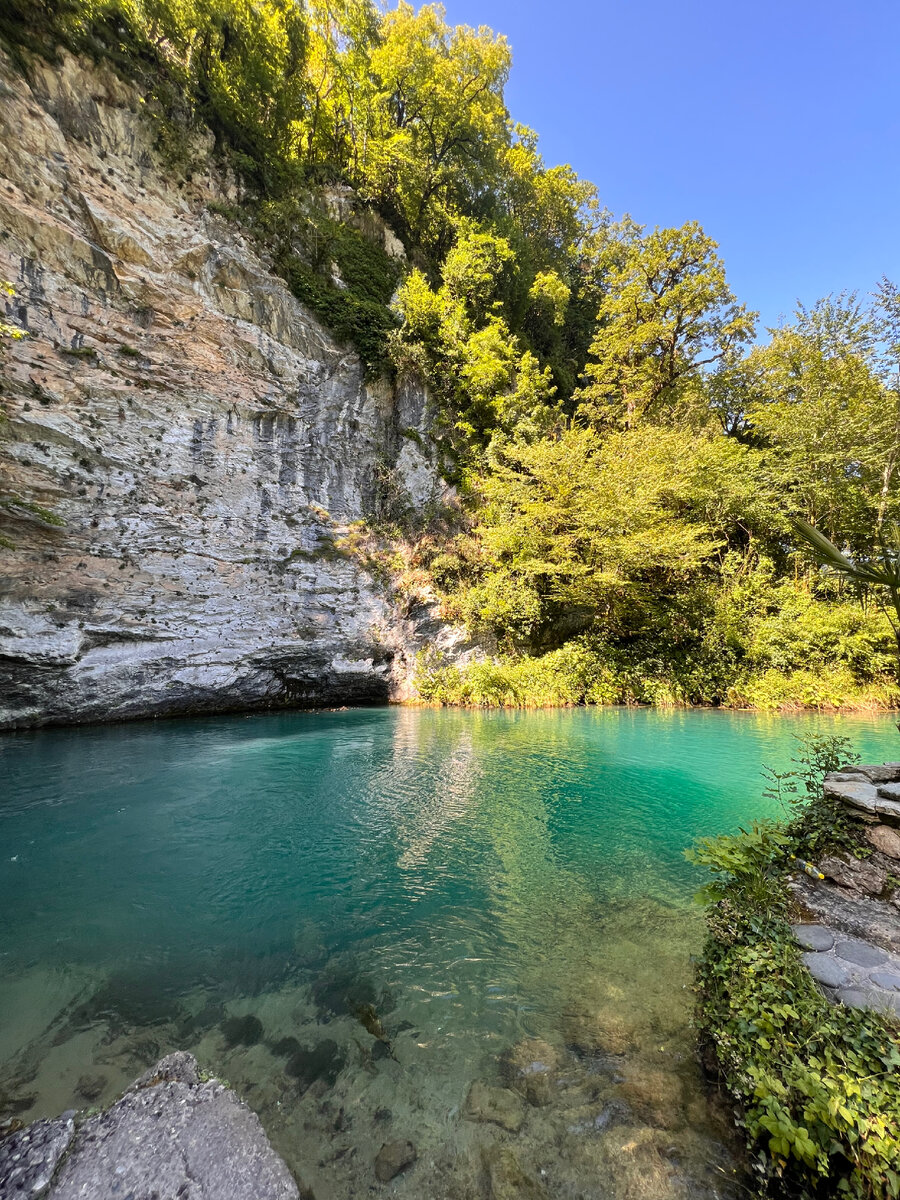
[2,707,897,1198]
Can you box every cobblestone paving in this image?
[792,923,900,1017]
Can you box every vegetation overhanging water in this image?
[2,706,899,1198]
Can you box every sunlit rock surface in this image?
[0,51,468,728]
[0,1053,302,1200]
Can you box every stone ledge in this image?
[0,1053,302,1200]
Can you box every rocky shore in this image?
[790,761,900,1010]
[0,1053,302,1200]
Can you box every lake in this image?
[2,707,898,1198]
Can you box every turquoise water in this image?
[1,707,898,1197]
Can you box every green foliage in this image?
[698,896,900,1198]
[792,516,900,682]
[576,221,755,428]
[689,736,900,1197]
[414,641,613,707]
[759,734,865,859]
[4,1,900,709]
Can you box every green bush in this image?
[689,742,900,1197]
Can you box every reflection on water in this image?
[1,707,898,1197]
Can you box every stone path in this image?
[792,923,900,1017]
[787,761,900,1019]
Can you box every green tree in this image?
[791,517,900,681]
[360,3,511,249]
[749,294,900,550]
[577,221,755,428]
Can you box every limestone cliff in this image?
[0,51,462,729]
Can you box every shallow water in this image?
[2,707,898,1197]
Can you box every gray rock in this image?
[802,952,850,988]
[868,991,900,1018]
[789,876,900,953]
[463,1081,525,1132]
[836,988,871,1009]
[374,1139,416,1183]
[834,939,888,968]
[135,1049,200,1088]
[856,765,900,784]
[820,854,887,896]
[867,824,900,859]
[870,971,900,991]
[8,1054,301,1200]
[0,52,476,731]
[792,923,834,951]
[878,783,900,802]
[824,779,880,808]
[0,1116,74,1199]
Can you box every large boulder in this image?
[0,1053,302,1200]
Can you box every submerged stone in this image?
[482,1144,546,1200]
[222,1013,264,1048]
[311,963,393,1019]
[463,1080,525,1131]
[618,1068,686,1130]
[75,1074,106,1102]
[500,1038,560,1107]
[562,1008,638,1057]
[285,1039,344,1090]
[374,1139,416,1183]
[271,1036,302,1059]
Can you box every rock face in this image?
[0,1053,302,1200]
[0,50,467,729]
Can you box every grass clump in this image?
[689,736,900,1198]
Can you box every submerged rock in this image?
[618,1068,686,1131]
[222,1013,264,1047]
[285,1039,345,1091]
[463,1080,525,1131]
[562,1008,638,1057]
[482,1144,546,1200]
[374,1138,417,1183]
[75,1074,106,1103]
[500,1038,560,1107]
[1,1052,301,1199]
[311,963,392,1019]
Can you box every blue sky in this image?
[441,0,899,333]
